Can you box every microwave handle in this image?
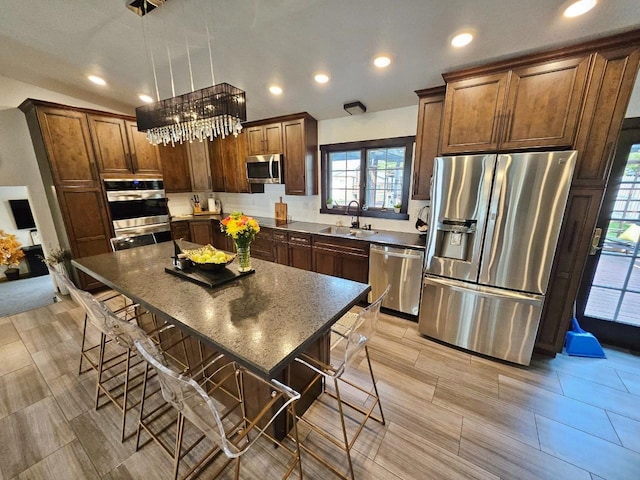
[269,156,275,180]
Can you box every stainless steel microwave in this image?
[246,154,283,184]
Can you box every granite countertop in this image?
[73,243,370,378]
[171,214,426,249]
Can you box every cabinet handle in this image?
[491,113,501,145]
[502,109,512,143]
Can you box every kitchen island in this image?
[72,241,370,378]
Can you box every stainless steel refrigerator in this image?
[418,151,577,365]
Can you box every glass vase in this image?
[235,241,252,272]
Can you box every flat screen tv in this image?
[8,199,36,230]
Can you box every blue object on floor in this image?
[565,317,606,358]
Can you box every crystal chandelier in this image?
[132,0,247,146]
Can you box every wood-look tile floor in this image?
[1,297,640,480]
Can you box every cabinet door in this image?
[573,46,640,187]
[501,56,590,150]
[159,143,192,192]
[341,255,369,283]
[212,221,234,251]
[189,221,214,246]
[246,126,266,155]
[126,121,162,175]
[264,123,283,153]
[413,88,445,200]
[536,188,603,354]
[251,227,274,262]
[440,72,509,154]
[312,247,340,276]
[57,186,112,289]
[222,132,249,193]
[274,242,290,265]
[283,119,306,195]
[289,244,312,271]
[187,140,212,191]
[36,107,98,185]
[170,221,191,242]
[208,137,226,192]
[87,115,132,175]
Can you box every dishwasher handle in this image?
[370,245,424,260]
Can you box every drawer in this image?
[312,235,369,256]
[273,231,288,243]
[288,232,311,246]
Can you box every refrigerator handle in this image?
[423,275,543,306]
[483,155,507,251]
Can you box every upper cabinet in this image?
[246,123,282,155]
[283,116,318,196]
[244,113,318,196]
[440,55,591,154]
[87,115,162,176]
[412,86,445,200]
[159,142,192,193]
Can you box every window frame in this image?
[319,136,414,220]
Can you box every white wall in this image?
[167,105,429,234]
[626,77,640,118]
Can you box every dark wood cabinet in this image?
[246,123,282,155]
[208,138,226,192]
[273,231,289,265]
[283,116,318,196]
[288,233,312,271]
[251,227,275,262]
[34,106,98,184]
[170,221,191,242]
[572,45,640,188]
[189,220,214,246]
[125,121,162,175]
[536,189,604,354]
[440,55,590,154]
[20,100,112,290]
[413,87,445,200]
[187,140,211,192]
[312,236,369,283]
[88,115,162,176]
[222,132,250,193]
[159,142,192,193]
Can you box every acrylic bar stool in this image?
[135,336,304,480]
[292,285,390,480]
[50,267,149,442]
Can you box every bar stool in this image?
[135,336,304,480]
[292,285,390,480]
[50,267,148,442]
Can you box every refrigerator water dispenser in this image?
[434,219,476,261]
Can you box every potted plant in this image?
[326,198,334,210]
[393,202,402,214]
[0,229,25,281]
[39,246,72,294]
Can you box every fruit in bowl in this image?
[182,245,236,271]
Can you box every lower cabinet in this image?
[251,227,275,262]
[212,220,235,252]
[311,236,369,283]
[189,220,214,246]
[288,233,312,271]
[273,231,289,265]
[170,221,191,242]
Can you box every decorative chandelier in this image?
[132,0,246,146]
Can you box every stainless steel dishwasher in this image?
[369,244,424,316]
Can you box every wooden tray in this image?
[165,265,255,288]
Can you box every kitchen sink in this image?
[319,226,378,238]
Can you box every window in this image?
[320,136,414,219]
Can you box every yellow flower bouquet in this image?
[0,229,25,280]
[220,212,260,272]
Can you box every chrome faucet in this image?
[346,200,361,229]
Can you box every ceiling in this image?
[1,0,640,121]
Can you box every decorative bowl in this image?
[181,245,236,272]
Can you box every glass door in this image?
[577,118,640,349]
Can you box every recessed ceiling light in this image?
[373,56,391,68]
[269,85,283,95]
[138,94,154,103]
[314,73,330,84]
[451,32,474,48]
[564,0,597,18]
[88,75,106,86]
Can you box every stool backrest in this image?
[334,285,390,377]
